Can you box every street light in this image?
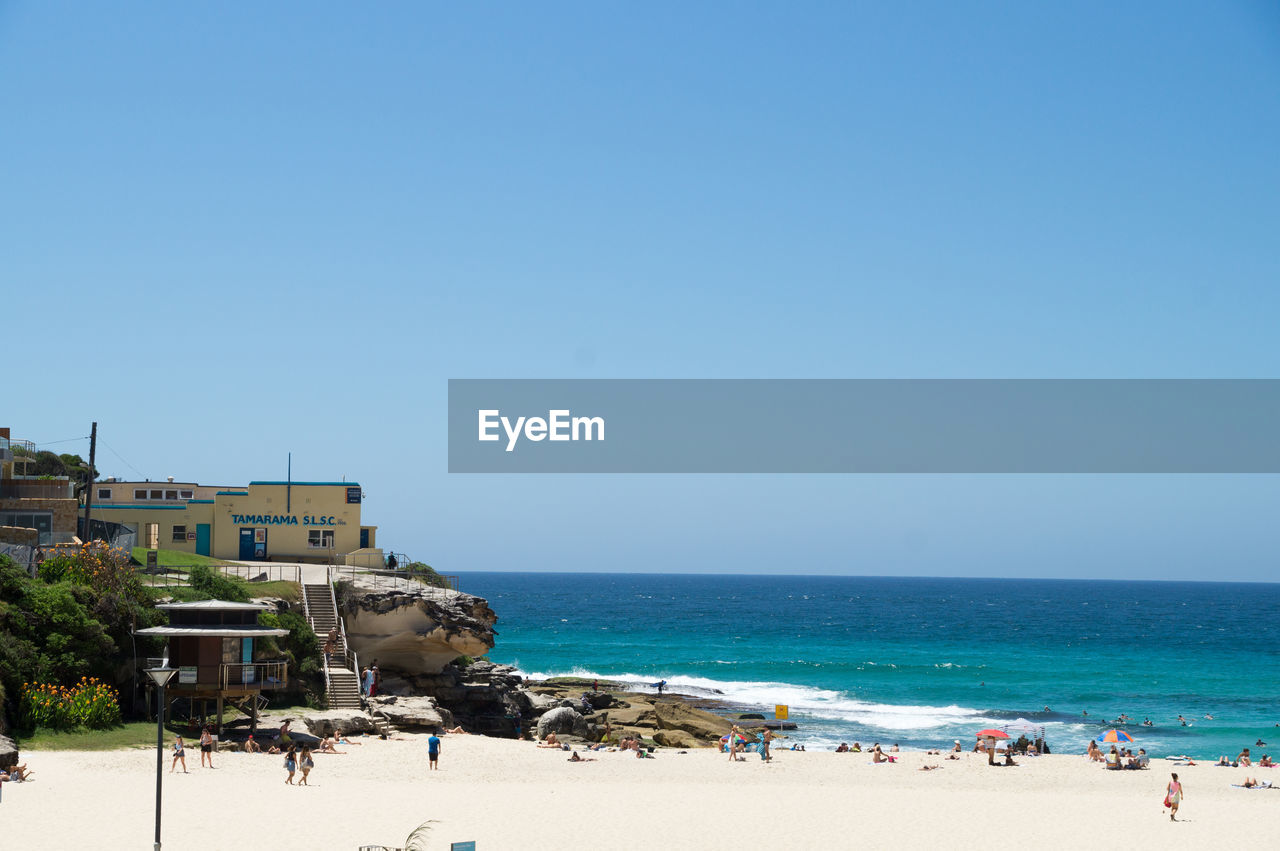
[145,664,176,851]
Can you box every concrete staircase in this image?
[302,581,363,711]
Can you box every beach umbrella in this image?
[976,729,1010,740]
[720,732,749,743]
[1096,729,1135,744]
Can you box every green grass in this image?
[17,722,176,751]
[131,547,224,567]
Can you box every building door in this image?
[360,528,369,548]
[195,524,211,556]
[239,528,255,560]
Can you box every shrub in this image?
[20,677,122,731]
[186,565,249,602]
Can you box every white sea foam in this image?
[514,666,988,731]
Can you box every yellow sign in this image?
[775,704,789,720]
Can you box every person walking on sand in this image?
[199,725,215,768]
[762,728,773,762]
[1166,772,1184,821]
[298,746,314,786]
[171,735,188,773]
[428,732,442,770]
[283,744,297,784]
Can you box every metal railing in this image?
[220,660,288,690]
[220,563,302,583]
[335,563,460,593]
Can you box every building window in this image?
[149,489,163,500]
[97,487,112,500]
[179,489,193,500]
[0,511,54,545]
[307,530,335,549]
[134,489,148,500]
[164,490,178,500]
[172,525,187,542]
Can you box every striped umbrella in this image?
[1096,729,1135,744]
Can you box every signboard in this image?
[179,666,197,684]
[451,843,476,851]
[241,665,256,684]
[775,704,789,721]
[146,550,158,568]
[186,531,197,541]
[347,486,362,504]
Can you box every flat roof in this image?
[249,481,361,487]
[135,625,290,638]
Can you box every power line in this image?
[100,438,147,479]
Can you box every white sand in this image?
[6,736,1280,850]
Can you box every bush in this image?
[20,677,122,731]
[186,565,249,602]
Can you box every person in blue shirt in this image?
[428,732,442,769]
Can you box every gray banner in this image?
[447,379,1280,473]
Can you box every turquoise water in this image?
[458,573,1280,759]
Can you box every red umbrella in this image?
[976,729,1010,739]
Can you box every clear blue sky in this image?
[4,2,1279,579]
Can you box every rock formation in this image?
[0,734,17,770]
[339,578,496,675]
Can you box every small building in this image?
[135,600,291,736]
[93,478,382,566]
[0,427,80,547]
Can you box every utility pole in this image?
[82,421,97,542]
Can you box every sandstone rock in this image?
[339,579,497,675]
[536,706,591,740]
[652,700,735,741]
[299,710,379,737]
[0,734,17,770]
[652,729,698,748]
[368,695,455,730]
[584,691,614,709]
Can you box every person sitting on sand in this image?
[1086,740,1103,762]
[1238,748,1252,766]
[952,740,962,753]
[889,743,900,752]
[318,737,345,754]
[1105,745,1121,769]
[1025,743,1039,756]
[835,743,849,753]
[1259,754,1273,767]
[850,742,862,752]
[872,744,892,764]
[244,735,261,754]
[0,763,32,782]
[538,732,561,748]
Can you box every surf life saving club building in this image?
[92,479,379,564]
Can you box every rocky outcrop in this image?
[368,695,456,731]
[652,729,698,748]
[299,710,379,737]
[652,701,738,742]
[339,578,496,675]
[0,734,17,770]
[536,706,593,740]
[370,661,523,737]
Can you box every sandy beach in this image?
[7,734,1280,850]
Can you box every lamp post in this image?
[145,664,176,851]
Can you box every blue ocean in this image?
[458,573,1280,759]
